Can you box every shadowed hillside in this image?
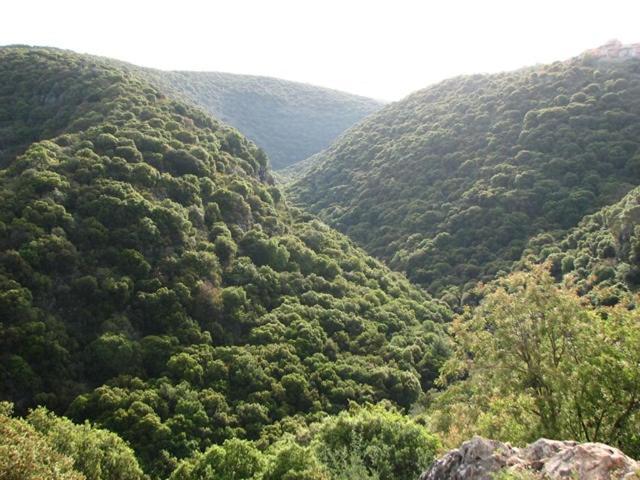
[136,68,383,169]
[290,55,640,297]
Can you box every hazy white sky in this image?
[2,0,639,100]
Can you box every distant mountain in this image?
[289,54,640,297]
[0,46,448,478]
[135,68,383,169]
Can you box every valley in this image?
[1,41,640,480]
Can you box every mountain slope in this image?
[0,46,449,477]
[289,55,640,296]
[520,185,640,305]
[135,68,383,169]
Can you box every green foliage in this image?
[169,438,265,480]
[0,409,84,480]
[263,439,327,480]
[171,437,329,480]
[520,186,640,305]
[0,46,449,478]
[14,44,640,480]
[168,403,439,480]
[134,69,383,169]
[0,402,144,480]
[429,266,640,457]
[290,57,640,297]
[313,403,440,480]
[26,407,145,480]
[492,471,541,480]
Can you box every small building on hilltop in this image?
[582,39,640,59]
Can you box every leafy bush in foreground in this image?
[429,266,640,457]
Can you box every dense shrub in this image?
[429,267,640,457]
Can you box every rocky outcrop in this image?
[420,437,639,480]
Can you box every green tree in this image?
[26,406,145,480]
[169,438,264,480]
[431,266,640,456]
[0,403,84,480]
[264,439,328,480]
[314,403,439,480]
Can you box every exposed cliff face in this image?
[420,437,640,480]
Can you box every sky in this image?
[2,0,640,101]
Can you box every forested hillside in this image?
[519,185,640,306]
[289,56,640,297]
[135,69,383,169]
[4,43,640,480]
[0,46,449,479]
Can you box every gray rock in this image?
[420,436,639,480]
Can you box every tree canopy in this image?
[0,46,448,478]
[135,68,383,169]
[520,185,640,306]
[4,44,640,480]
[289,56,640,299]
